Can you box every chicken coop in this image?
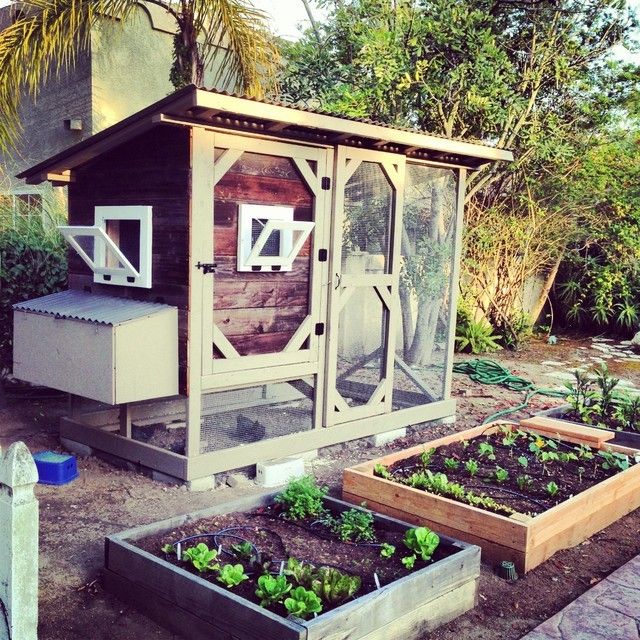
[14,86,512,482]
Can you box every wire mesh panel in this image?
[342,162,393,273]
[199,378,315,454]
[394,163,458,406]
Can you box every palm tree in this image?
[0,0,279,151]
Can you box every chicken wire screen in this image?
[200,378,315,454]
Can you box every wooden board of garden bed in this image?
[103,492,481,640]
[342,422,640,574]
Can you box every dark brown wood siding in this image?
[213,152,313,357]
[67,125,190,392]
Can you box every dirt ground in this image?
[3,333,640,640]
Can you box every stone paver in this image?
[521,555,640,640]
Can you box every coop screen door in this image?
[201,134,331,382]
[325,147,405,426]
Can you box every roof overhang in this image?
[19,86,513,184]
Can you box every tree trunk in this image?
[528,250,564,325]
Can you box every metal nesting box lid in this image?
[13,290,174,326]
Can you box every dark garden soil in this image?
[134,502,460,618]
[382,427,634,516]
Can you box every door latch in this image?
[196,262,217,274]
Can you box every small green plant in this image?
[598,450,630,471]
[161,543,174,555]
[444,457,460,470]
[461,440,470,449]
[545,481,559,497]
[380,543,396,558]
[517,455,528,468]
[217,564,249,588]
[477,442,496,460]
[284,586,323,619]
[330,507,376,543]
[374,463,392,480]
[465,459,479,476]
[255,574,292,607]
[455,312,502,354]
[494,466,509,483]
[403,527,440,562]
[401,555,416,569]
[311,567,361,605]
[230,541,254,561]
[285,558,316,588]
[420,447,436,468]
[577,466,585,482]
[516,474,532,491]
[275,475,328,520]
[183,543,220,573]
[576,443,595,460]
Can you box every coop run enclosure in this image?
[14,86,512,482]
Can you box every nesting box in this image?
[15,86,512,482]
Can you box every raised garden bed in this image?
[535,364,640,448]
[103,488,480,640]
[343,421,640,573]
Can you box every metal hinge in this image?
[321,177,331,190]
[315,322,325,336]
[196,262,217,274]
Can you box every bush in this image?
[0,194,67,378]
[454,304,502,354]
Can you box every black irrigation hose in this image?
[462,484,549,510]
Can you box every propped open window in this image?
[59,206,152,288]
[237,204,314,272]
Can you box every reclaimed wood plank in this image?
[519,416,615,444]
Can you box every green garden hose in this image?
[451,359,567,424]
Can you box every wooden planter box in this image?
[535,405,640,449]
[104,492,480,640]
[343,422,640,574]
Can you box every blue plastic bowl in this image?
[32,451,79,486]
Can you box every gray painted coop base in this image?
[59,397,456,482]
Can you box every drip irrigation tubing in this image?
[462,484,549,510]
[452,359,566,423]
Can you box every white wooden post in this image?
[0,442,39,640]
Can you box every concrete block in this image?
[60,437,93,458]
[368,428,407,447]
[187,476,216,492]
[256,457,306,488]
[440,415,456,425]
[151,470,182,486]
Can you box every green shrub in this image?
[0,194,67,377]
[455,306,502,354]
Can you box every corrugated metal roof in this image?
[13,290,174,325]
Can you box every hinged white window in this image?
[59,205,152,288]
[237,204,314,272]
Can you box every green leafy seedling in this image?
[403,527,440,562]
[465,459,479,476]
[161,543,174,555]
[380,543,396,559]
[517,455,528,468]
[331,507,376,543]
[444,457,460,470]
[401,555,416,569]
[183,543,220,573]
[374,463,392,480]
[477,442,496,460]
[217,564,249,588]
[516,474,532,491]
[285,558,316,589]
[275,475,328,520]
[230,541,254,561]
[311,567,361,605]
[420,447,436,468]
[255,574,291,607]
[545,481,559,497]
[284,586,323,619]
[495,466,509,483]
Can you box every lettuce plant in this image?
[403,527,440,562]
[183,543,220,573]
[217,564,249,588]
[284,586,323,619]
[255,574,291,607]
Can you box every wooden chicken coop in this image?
[14,86,512,483]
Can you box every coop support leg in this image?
[119,404,132,438]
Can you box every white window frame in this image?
[59,205,153,288]
[237,204,314,272]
